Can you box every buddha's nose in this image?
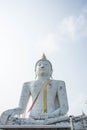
[41,64,44,68]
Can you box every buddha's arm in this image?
[48,81,69,118]
[18,82,30,113]
[0,82,30,124]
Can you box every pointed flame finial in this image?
[42,53,47,60]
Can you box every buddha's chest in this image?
[30,81,57,97]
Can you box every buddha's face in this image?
[35,60,52,78]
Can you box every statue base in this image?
[0,115,87,130]
[0,125,71,130]
[0,128,71,130]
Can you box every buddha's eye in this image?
[45,64,48,66]
[39,63,41,66]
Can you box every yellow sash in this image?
[43,80,51,112]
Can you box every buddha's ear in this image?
[35,72,37,79]
[50,69,53,78]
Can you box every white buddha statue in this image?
[0,54,69,125]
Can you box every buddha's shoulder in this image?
[23,80,35,86]
[51,80,65,86]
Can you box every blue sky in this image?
[0,0,87,116]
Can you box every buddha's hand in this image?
[40,113,49,120]
[30,113,49,120]
[47,109,61,118]
[0,108,23,125]
[40,113,56,119]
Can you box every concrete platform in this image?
[0,125,71,130]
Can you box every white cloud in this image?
[59,9,87,41]
[60,16,76,38]
[34,8,87,56]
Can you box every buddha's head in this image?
[35,54,53,79]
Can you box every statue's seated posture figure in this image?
[0,54,69,125]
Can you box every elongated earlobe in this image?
[35,74,37,79]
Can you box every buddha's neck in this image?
[36,75,51,80]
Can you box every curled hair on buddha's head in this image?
[35,53,53,79]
